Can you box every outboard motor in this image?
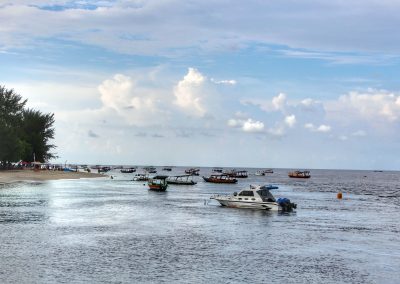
[277,197,297,211]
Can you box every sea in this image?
[0,167,399,284]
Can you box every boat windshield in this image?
[238,191,254,196]
[256,189,276,202]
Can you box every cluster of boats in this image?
[144,175,296,212]
[120,167,304,212]
[106,166,310,212]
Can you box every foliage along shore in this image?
[0,85,56,169]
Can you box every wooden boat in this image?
[288,170,311,178]
[225,170,248,178]
[133,173,149,181]
[166,175,197,185]
[212,167,223,173]
[120,168,136,173]
[143,166,157,173]
[203,174,237,184]
[255,169,274,176]
[148,175,168,191]
[185,168,200,175]
[162,167,172,171]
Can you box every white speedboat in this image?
[210,185,296,211]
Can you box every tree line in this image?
[0,85,56,169]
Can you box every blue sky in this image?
[1,0,400,169]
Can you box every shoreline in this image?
[0,170,106,185]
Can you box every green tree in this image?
[21,109,57,162]
[0,86,26,168]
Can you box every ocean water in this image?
[0,168,399,283]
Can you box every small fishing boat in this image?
[162,167,173,171]
[185,168,200,175]
[143,166,157,173]
[288,170,311,178]
[166,175,197,185]
[212,167,223,173]
[133,173,149,181]
[225,169,248,178]
[210,184,296,211]
[121,168,136,173]
[255,169,274,176]
[148,175,168,191]
[203,174,237,184]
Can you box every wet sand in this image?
[0,170,105,184]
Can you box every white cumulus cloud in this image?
[326,89,400,122]
[227,118,265,133]
[284,114,296,127]
[304,123,331,133]
[98,73,164,126]
[174,68,207,117]
[243,119,264,132]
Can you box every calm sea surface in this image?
[0,168,399,283]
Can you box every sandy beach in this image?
[0,170,105,184]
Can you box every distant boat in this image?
[148,175,168,191]
[225,169,248,178]
[185,168,200,175]
[133,173,149,181]
[288,170,311,178]
[121,168,136,173]
[203,174,237,184]
[143,166,157,173]
[166,175,197,185]
[212,167,223,173]
[255,169,274,176]
[162,167,173,171]
[98,166,111,173]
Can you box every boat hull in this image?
[203,177,237,183]
[148,184,167,191]
[215,199,280,211]
[288,175,310,178]
[167,181,197,185]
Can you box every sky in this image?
[1,0,400,170]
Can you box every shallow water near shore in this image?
[0,168,399,283]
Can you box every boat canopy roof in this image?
[169,175,192,178]
[152,175,169,179]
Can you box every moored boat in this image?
[288,170,311,178]
[143,166,157,173]
[166,175,197,185]
[121,168,136,173]
[210,184,296,211]
[148,175,168,191]
[203,174,237,184]
[255,169,274,176]
[185,168,200,175]
[225,169,248,178]
[133,173,149,181]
